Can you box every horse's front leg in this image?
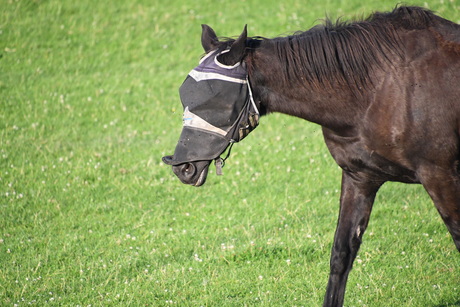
[419,167,460,252]
[323,171,382,307]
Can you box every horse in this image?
[163,6,460,306]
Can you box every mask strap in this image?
[247,76,259,116]
[215,76,257,176]
[214,142,235,176]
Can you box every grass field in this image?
[1,0,459,306]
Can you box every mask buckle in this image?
[215,158,224,176]
[214,142,235,176]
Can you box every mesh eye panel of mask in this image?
[163,49,258,166]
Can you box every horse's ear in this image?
[217,25,248,66]
[201,24,219,53]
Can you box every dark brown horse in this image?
[163,6,460,306]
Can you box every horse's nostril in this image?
[181,163,196,177]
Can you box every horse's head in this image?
[162,25,259,186]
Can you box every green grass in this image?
[1,0,459,306]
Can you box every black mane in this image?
[248,6,439,92]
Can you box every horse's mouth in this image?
[194,166,209,187]
[170,160,211,187]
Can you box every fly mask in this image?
[162,48,259,174]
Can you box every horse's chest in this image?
[322,129,419,183]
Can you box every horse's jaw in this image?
[171,160,211,187]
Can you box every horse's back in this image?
[428,18,460,115]
[430,16,460,56]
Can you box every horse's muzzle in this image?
[162,156,211,187]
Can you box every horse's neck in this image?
[249,48,367,132]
